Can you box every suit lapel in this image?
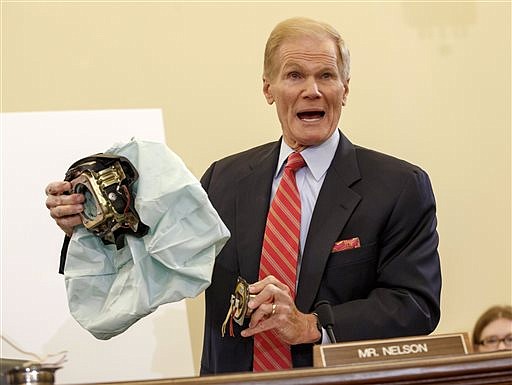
[296,133,362,312]
[236,142,280,283]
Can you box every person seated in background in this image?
[472,305,512,352]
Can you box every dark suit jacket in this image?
[199,131,441,374]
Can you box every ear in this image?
[342,77,350,106]
[262,77,274,105]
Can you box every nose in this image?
[303,77,321,99]
[497,340,509,350]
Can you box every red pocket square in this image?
[331,237,361,252]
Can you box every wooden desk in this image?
[82,351,511,385]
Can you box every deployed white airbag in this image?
[64,139,230,339]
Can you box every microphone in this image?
[314,300,337,343]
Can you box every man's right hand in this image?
[45,181,84,237]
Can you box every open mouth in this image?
[297,110,325,122]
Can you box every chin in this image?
[293,127,334,146]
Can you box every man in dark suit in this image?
[46,17,441,375]
[198,17,440,373]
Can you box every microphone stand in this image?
[315,300,337,344]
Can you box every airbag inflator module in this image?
[64,154,148,247]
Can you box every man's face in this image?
[263,35,349,150]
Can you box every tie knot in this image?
[285,152,306,172]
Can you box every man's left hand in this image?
[240,275,321,345]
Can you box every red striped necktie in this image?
[253,152,306,372]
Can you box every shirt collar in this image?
[276,129,340,181]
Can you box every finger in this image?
[247,284,276,312]
[241,319,274,337]
[248,302,275,328]
[249,275,289,294]
[248,282,291,311]
[49,204,84,220]
[45,181,73,196]
[56,215,83,230]
[46,193,84,210]
[241,305,279,337]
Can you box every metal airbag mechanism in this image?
[64,154,148,247]
[221,276,255,337]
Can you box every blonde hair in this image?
[263,17,350,82]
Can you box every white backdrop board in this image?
[0,109,195,383]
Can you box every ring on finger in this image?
[271,303,277,316]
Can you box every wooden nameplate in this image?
[314,332,472,368]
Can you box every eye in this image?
[287,71,301,80]
[321,72,336,79]
[482,336,499,345]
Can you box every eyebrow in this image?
[281,62,301,71]
[281,62,338,74]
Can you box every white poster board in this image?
[0,109,195,383]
